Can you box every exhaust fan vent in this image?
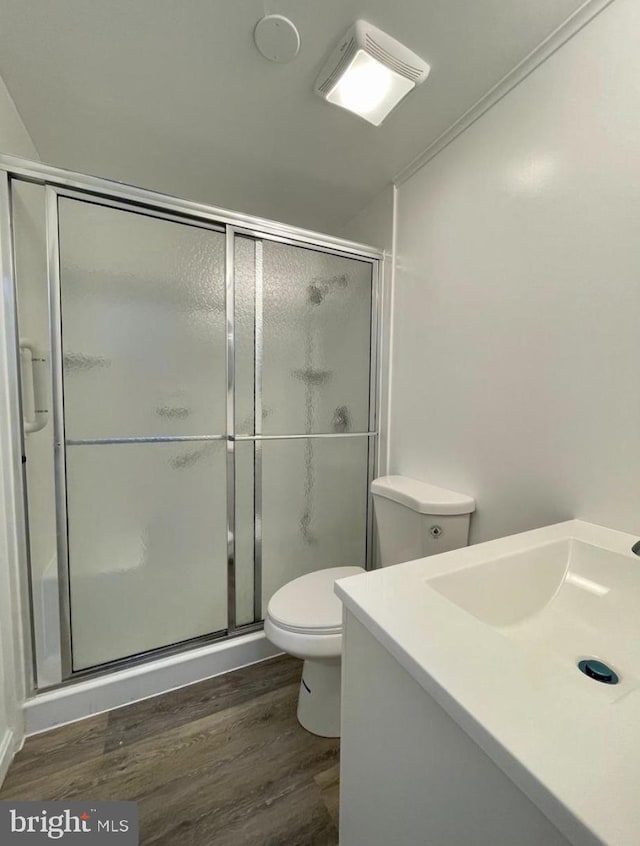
[364,34,425,83]
[314,20,430,126]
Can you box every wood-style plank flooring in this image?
[1,656,340,845]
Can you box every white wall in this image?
[391,0,640,544]
[0,72,39,778]
[0,75,38,159]
[343,185,394,254]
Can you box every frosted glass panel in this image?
[235,442,255,626]
[260,437,369,614]
[261,243,372,434]
[234,236,256,435]
[58,199,226,439]
[66,441,227,670]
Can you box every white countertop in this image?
[335,519,640,846]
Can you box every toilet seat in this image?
[265,566,364,659]
[269,619,341,636]
[267,566,364,634]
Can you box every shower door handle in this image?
[19,338,48,433]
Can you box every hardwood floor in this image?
[1,656,340,845]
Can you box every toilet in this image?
[264,476,475,737]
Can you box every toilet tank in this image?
[371,476,475,567]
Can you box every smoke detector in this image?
[314,20,430,126]
[254,15,300,63]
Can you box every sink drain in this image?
[578,658,619,685]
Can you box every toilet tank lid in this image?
[371,476,475,515]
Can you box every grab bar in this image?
[19,338,48,433]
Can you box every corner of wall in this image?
[0,72,38,780]
[393,0,614,187]
[0,73,40,161]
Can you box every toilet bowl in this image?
[264,566,364,737]
[265,476,476,737]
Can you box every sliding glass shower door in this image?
[57,198,229,670]
[235,238,373,617]
[7,162,379,684]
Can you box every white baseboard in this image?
[0,728,19,786]
[24,631,281,736]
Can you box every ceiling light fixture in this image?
[314,20,430,126]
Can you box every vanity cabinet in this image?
[339,612,573,846]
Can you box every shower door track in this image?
[0,154,382,259]
[0,153,383,689]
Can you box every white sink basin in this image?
[429,538,639,683]
[335,520,640,846]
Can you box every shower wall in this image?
[7,166,378,688]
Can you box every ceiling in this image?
[0,0,586,234]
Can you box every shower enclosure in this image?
[0,155,380,690]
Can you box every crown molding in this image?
[394,0,615,186]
